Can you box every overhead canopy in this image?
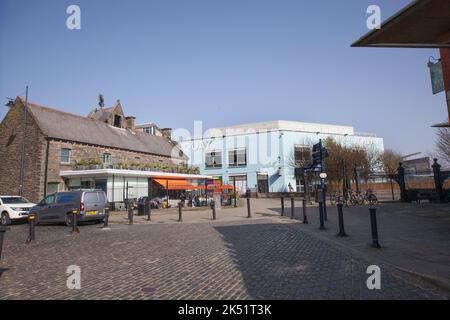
[153,179,235,191]
[154,179,196,190]
[352,0,450,48]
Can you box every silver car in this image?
[30,190,107,226]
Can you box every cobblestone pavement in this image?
[0,212,448,300]
[269,200,450,290]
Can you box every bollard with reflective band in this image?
[302,199,309,224]
[26,214,36,244]
[211,201,216,220]
[337,204,348,237]
[246,198,251,218]
[319,202,326,230]
[291,198,295,219]
[0,226,10,258]
[103,207,110,228]
[178,202,183,222]
[71,210,80,234]
[281,197,284,216]
[369,208,381,248]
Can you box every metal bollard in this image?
[247,198,251,218]
[211,201,216,220]
[302,199,309,224]
[291,198,295,219]
[281,197,285,216]
[128,204,134,225]
[369,208,381,248]
[337,204,348,237]
[319,202,326,230]
[26,213,36,244]
[103,207,110,228]
[71,210,80,234]
[178,202,183,222]
[0,226,10,258]
[147,204,152,221]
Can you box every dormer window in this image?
[143,126,155,135]
[114,114,122,127]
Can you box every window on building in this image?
[205,151,222,169]
[143,126,155,135]
[60,148,71,164]
[46,183,59,196]
[294,145,311,167]
[228,148,247,168]
[102,153,111,164]
[114,114,122,127]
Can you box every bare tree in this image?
[380,149,402,200]
[436,128,450,166]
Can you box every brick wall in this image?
[0,102,47,203]
[47,140,183,192]
[440,48,450,120]
[1,101,187,203]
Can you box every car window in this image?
[56,194,78,203]
[44,195,55,205]
[84,192,98,203]
[97,192,106,203]
[0,197,30,204]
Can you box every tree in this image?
[436,128,450,165]
[323,138,373,187]
[380,149,402,200]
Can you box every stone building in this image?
[0,96,208,204]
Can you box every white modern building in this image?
[179,120,384,194]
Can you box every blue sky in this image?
[0,0,447,156]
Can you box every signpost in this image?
[298,140,329,223]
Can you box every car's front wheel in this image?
[1,211,11,226]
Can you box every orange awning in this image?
[154,179,197,190]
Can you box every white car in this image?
[0,196,36,226]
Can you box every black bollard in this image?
[281,197,285,216]
[71,210,80,234]
[247,198,251,218]
[337,204,348,237]
[103,207,110,228]
[369,208,381,248]
[291,198,295,219]
[211,201,216,220]
[178,202,183,222]
[0,226,10,258]
[128,204,134,225]
[26,214,36,244]
[319,202,326,230]
[147,203,152,221]
[302,199,309,224]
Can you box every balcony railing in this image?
[74,161,201,175]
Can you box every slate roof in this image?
[23,100,186,159]
[88,107,114,122]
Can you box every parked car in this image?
[0,196,36,225]
[29,190,107,226]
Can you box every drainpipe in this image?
[43,138,50,197]
[18,86,29,196]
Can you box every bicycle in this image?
[362,189,378,205]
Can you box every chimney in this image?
[125,116,136,131]
[161,128,172,138]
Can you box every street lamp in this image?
[342,134,349,206]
